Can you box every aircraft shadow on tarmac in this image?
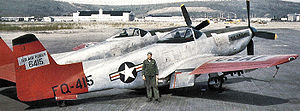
[0,79,15,88]
[0,77,289,109]
[170,77,289,106]
[0,87,146,109]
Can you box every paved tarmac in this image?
[0,28,299,111]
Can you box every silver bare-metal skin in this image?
[51,26,253,93]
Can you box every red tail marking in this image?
[13,34,88,101]
[0,38,15,82]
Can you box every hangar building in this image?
[73,9,135,22]
[287,13,300,22]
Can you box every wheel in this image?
[56,100,66,107]
[207,77,223,90]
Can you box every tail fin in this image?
[0,37,15,83]
[13,34,87,101]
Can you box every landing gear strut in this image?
[207,70,245,91]
[207,76,224,91]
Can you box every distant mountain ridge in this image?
[54,0,232,5]
[54,0,300,5]
[0,0,299,18]
[0,0,100,17]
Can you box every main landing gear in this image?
[208,76,224,91]
[208,70,244,91]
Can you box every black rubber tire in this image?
[207,77,223,90]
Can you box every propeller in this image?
[149,4,210,35]
[181,4,192,27]
[195,20,210,30]
[246,0,254,55]
[254,31,277,40]
[245,0,277,55]
[246,0,251,28]
[247,39,254,55]
[180,4,210,30]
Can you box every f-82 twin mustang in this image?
[0,0,298,107]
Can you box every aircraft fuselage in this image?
[51,27,253,96]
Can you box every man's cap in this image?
[147,52,152,55]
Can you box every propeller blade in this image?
[247,39,254,55]
[246,0,250,28]
[180,4,192,27]
[254,31,278,40]
[194,20,210,30]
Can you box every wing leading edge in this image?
[190,54,298,75]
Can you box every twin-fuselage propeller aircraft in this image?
[0,0,298,107]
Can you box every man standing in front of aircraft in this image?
[142,52,160,102]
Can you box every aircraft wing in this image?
[167,54,297,89]
[190,54,298,75]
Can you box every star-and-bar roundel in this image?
[109,62,143,83]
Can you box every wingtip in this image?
[288,54,299,61]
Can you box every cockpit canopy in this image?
[158,27,203,43]
[113,28,148,38]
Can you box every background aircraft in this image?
[0,0,298,107]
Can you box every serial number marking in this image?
[211,55,271,63]
[17,50,50,70]
[51,75,94,96]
